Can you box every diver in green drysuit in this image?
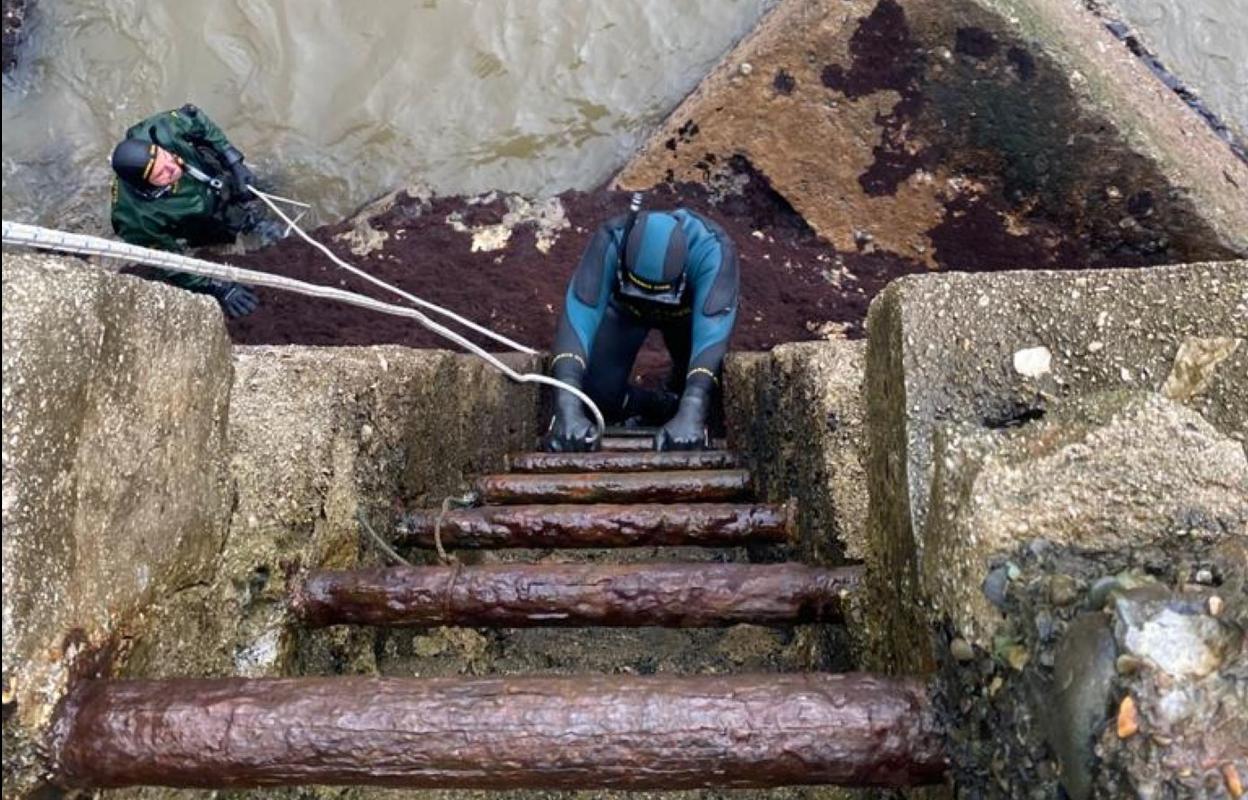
[110,103,278,317]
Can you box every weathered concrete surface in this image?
[2,253,233,796]
[616,0,1248,269]
[924,391,1248,648]
[73,347,549,800]
[122,346,543,686]
[863,260,1247,673]
[923,394,1247,799]
[725,342,869,565]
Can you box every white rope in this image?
[1,219,606,441]
[252,190,311,235]
[248,186,536,355]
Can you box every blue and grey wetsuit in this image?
[550,207,740,421]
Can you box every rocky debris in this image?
[444,192,571,255]
[863,260,1248,672]
[935,536,1247,800]
[2,253,233,795]
[923,390,1248,648]
[917,389,1245,799]
[724,342,869,565]
[616,0,1248,267]
[1112,590,1239,681]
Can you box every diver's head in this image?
[111,139,182,188]
[619,210,687,306]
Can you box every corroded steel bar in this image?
[600,437,727,451]
[475,469,752,504]
[54,673,946,790]
[602,425,659,437]
[396,501,794,549]
[290,562,861,628]
[506,450,741,473]
[506,449,738,474]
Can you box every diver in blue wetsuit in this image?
[544,202,740,452]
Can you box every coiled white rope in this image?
[1,218,605,441]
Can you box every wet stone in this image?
[1113,592,1239,679]
[982,565,1010,610]
[1048,612,1118,800]
[1049,574,1080,606]
[950,637,975,662]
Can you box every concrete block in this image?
[725,342,869,564]
[924,390,1247,647]
[863,260,1246,671]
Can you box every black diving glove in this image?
[542,388,599,453]
[230,162,258,195]
[221,144,257,195]
[655,384,711,451]
[205,279,260,319]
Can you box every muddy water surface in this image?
[1107,0,1247,140]
[2,0,771,231]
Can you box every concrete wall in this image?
[2,254,233,796]
[861,260,1246,798]
[723,342,872,675]
[1,253,543,796]
[862,259,1246,675]
[724,342,870,566]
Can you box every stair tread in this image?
[601,437,729,451]
[476,469,754,505]
[507,449,741,473]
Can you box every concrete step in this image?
[396,500,793,549]
[474,469,752,504]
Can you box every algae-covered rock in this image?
[618,0,1248,267]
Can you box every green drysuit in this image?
[110,104,251,288]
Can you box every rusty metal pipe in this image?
[54,673,946,790]
[291,562,862,628]
[600,437,727,451]
[475,469,752,504]
[506,450,740,473]
[397,501,794,549]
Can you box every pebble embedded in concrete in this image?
[1013,346,1053,378]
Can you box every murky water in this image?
[2,0,772,231]
[1107,0,1247,140]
